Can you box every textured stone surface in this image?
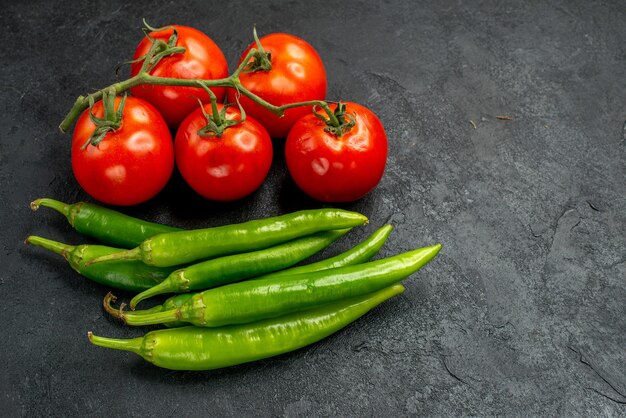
[1,0,625,416]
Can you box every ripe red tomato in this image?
[175,104,273,201]
[130,25,228,128]
[227,33,326,138]
[285,102,387,202]
[71,96,174,206]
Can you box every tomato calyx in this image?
[196,95,246,138]
[243,27,272,73]
[314,102,356,137]
[130,19,187,74]
[82,88,127,149]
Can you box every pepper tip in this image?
[430,243,443,256]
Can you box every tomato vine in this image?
[59,25,343,135]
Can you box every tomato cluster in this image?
[71,25,387,205]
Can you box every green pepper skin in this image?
[254,224,393,281]
[89,209,369,267]
[90,284,404,371]
[31,198,180,249]
[126,224,390,325]
[26,236,176,292]
[130,229,351,308]
[113,244,441,327]
[128,225,392,319]
[125,225,391,327]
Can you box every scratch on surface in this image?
[587,201,601,212]
[549,1,581,22]
[587,387,626,405]
[490,320,517,331]
[441,354,471,387]
[528,224,543,238]
[568,346,626,405]
[363,71,411,99]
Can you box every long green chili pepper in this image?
[88,209,369,267]
[253,224,393,282]
[30,198,180,249]
[130,229,351,309]
[105,244,441,327]
[25,235,176,292]
[125,226,391,326]
[90,284,405,371]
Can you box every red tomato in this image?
[175,104,273,201]
[227,33,326,138]
[130,25,228,128]
[285,102,387,202]
[71,97,175,206]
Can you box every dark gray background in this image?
[1,0,625,416]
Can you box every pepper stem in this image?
[130,279,175,310]
[121,308,180,326]
[88,331,143,355]
[30,198,71,217]
[104,292,181,325]
[25,235,74,260]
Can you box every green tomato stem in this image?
[59,73,147,133]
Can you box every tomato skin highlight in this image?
[71,97,175,206]
[175,104,273,202]
[285,102,388,202]
[227,33,327,138]
[130,25,228,128]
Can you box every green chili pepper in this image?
[88,209,369,267]
[126,226,392,326]
[90,284,405,371]
[253,224,393,282]
[30,198,180,249]
[106,244,441,327]
[25,235,176,292]
[130,229,351,309]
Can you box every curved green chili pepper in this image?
[30,198,180,249]
[254,224,393,281]
[90,284,405,371]
[106,244,441,327]
[130,229,351,308]
[25,235,176,292]
[88,209,369,267]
